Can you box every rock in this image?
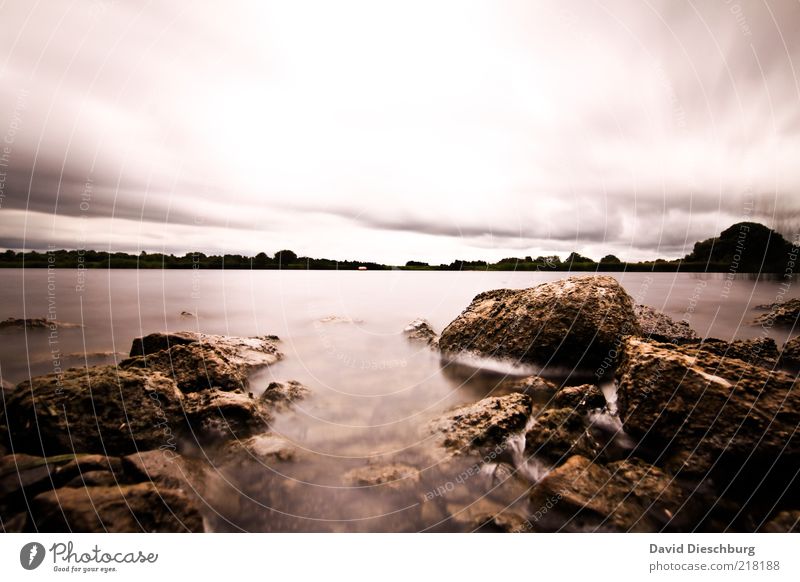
[0,317,83,330]
[129,331,199,357]
[223,434,296,463]
[753,298,800,327]
[529,455,687,532]
[616,337,800,476]
[634,305,697,343]
[183,389,271,439]
[2,512,27,532]
[761,510,800,533]
[0,453,122,501]
[779,336,800,372]
[318,316,363,324]
[431,393,532,453]
[29,483,203,532]
[122,450,193,490]
[259,380,310,410]
[445,499,528,532]
[1,366,185,457]
[439,276,640,369]
[343,463,420,491]
[123,333,282,393]
[495,376,558,403]
[403,318,439,347]
[179,311,195,318]
[525,408,602,465]
[1,378,14,393]
[686,337,779,369]
[64,470,119,488]
[552,384,606,411]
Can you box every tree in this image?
[274,250,297,266]
[599,254,622,264]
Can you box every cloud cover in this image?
[0,0,798,263]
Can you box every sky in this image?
[0,0,799,264]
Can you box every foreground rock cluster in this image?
[0,331,306,532]
[420,275,800,532]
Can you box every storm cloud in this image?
[1,0,798,264]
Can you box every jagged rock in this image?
[1,366,185,456]
[29,483,203,532]
[183,389,271,439]
[431,393,531,453]
[445,499,528,532]
[64,470,119,488]
[686,337,779,369]
[495,376,558,402]
[529,455,687,532]
[343,463,420,491]
[761,510,800,532]
[123,332,282,393]
[616,337,800,476]
[634,305,697,343]
[779,336,800,372]
[403,318,439,347]
[439,276,640,369]
[259,380,310,410]
[122,450,194,490]
[552,384,606,411]
[525,408,602,465]
[223,434,297,463]
[753,298,800,327]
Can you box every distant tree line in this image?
[1,222,796,273]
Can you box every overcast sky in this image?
[1,0,799,263]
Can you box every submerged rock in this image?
[529,455,687,532]
[183,389,271,440]
[752,298,800,327]
[343,463,420,491]
[551,384,606,411]
[259,380,310,410]
[616,337,800,476]
[525,408,602,465]
[223,433,297,463]
[29,483,203,532]
[403,318,439,347]
[0,317,83,330]
[431,393,531,454]
[439,276,640,369]
[634,305,698,343]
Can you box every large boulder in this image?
[439,276,640,369]
[616,337,800,477]
[29,483,203,532]
[1,366,185,457]
[122,332,282,393]
[686,337,779,369]
[529,455,689,532]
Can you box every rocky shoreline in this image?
[2,275,799,532]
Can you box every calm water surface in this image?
[1,269,797,531]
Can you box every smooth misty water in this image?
[1,269,798,531]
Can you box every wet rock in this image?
[525,408,602,465]
[29,483,203,532]
[122,450,193,490]
[259,380,310,410]
[403,318,439,347]
[616,337,800,477]
[1,377,15,393]
[64,470,119,488]
[445,499,528,532]
[552,384,606,411]
[634,305,697,343]
[761,510,800,533]
[529,455,687,532]
[439,276,640,369]
[686,337,779,369]
[0,317,83,330]
[495,375,558,403]
[753,298,800,327]
[344,463,420,491]
[123,333,282,393]
[223,434,297,463]
[779,336,800,372]
[1,366,185,457]
[129,331,199,357]
[184,389,272,439]
[431,393,532,453]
